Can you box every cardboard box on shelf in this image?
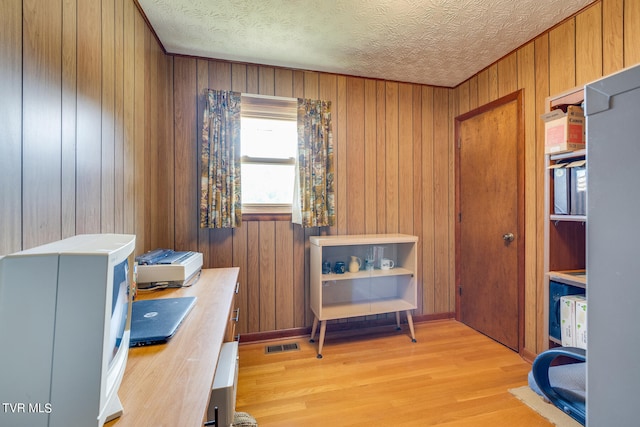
[560,294,586,347]
[542,105,585,154]
[575,298,587,350]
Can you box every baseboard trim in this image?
[519,347,538,364]
[238,312,455,344]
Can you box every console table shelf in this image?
[321,298,416,319]
[321,267,414,281]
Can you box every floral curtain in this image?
[200,89,242,228]
[292,99,335,227]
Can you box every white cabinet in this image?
[309,234,418,358]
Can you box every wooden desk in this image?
[106,267,239,427]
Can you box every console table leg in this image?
[310,316,319,343]
[317,320,327,358]
[406,311,417,342]
[395,312,401,330]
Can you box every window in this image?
[240,94,297,214]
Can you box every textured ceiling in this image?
[138,0,595,88]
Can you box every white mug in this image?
[380,258,395,270]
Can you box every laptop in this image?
[129,296,197,347]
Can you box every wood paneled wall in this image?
[0,0,170,256]
[3,0,638,355]
[170,60,455,335]
[453,0,640,354]
[170,0,639,349]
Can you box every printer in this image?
[135,249,203,288]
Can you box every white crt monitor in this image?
[0,234,136,427]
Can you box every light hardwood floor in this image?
[236,319,553,426]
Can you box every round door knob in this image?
[502,233,514,242]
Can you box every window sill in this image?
[242,204,292,221]
[242,212,292,222]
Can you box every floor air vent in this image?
[265,342,300,354]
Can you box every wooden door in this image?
[455,92,524,351]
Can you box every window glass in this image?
[241,117,297,159]
[240,95,297,210]
[241,163,295,205]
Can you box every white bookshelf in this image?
[309,234,418,358]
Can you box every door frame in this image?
[454,90,526,352]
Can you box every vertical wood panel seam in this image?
[601,2,605,76]
[59,0,64,239]
[99,0,104,233]
[573,16,577,88]
[622,0,625,65]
